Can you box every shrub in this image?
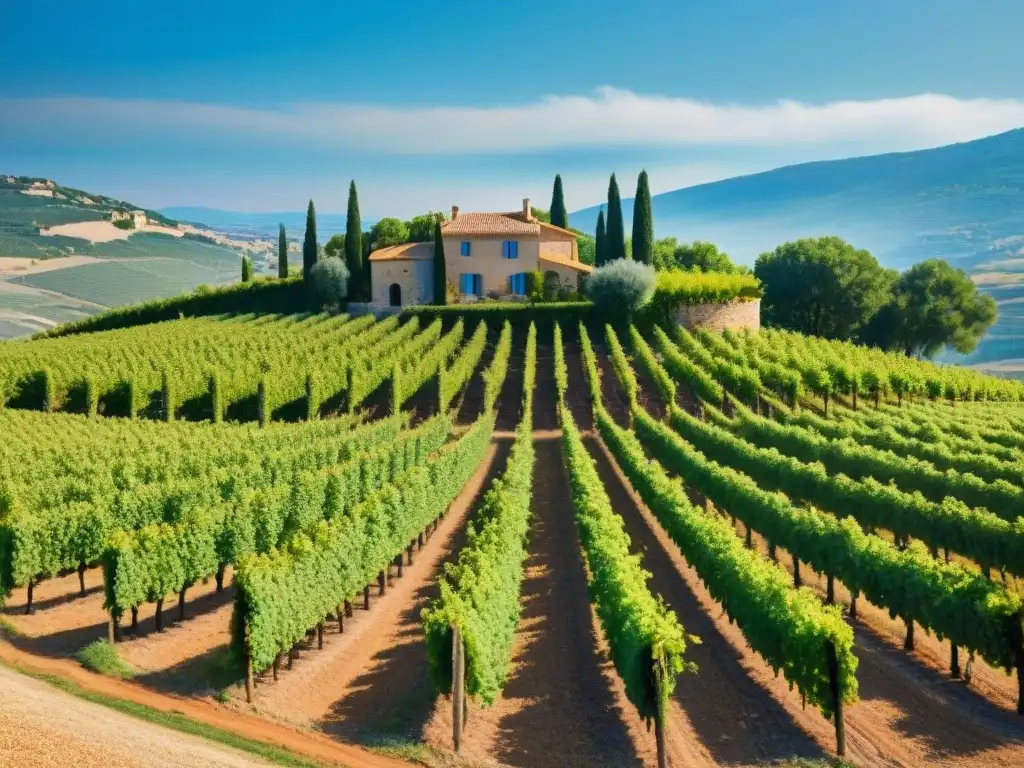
[77,639,134,678]
[310,257,349,308]
[527,270,544,302]
[112,218,135,231]
[585,259,656,320]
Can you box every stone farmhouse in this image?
[110,209,148,228]
[369,198,592,308]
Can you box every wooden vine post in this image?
[826,640,846,757]
[1011,612,1024,714]
[244,634,254,704]
[452,625,465,752]
[653,660,669,768]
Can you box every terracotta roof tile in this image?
[540,252,593,272]
[441,211,540,236]
[368,242,434,261]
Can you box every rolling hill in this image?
[0,176,271,338]
[570,128,1024,369]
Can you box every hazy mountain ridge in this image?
[569,128,1024,367]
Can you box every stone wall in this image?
[673,299,760,332]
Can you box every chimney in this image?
[451,205,459,220]
[523,198,531,220]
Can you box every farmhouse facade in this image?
[369,198,592,308]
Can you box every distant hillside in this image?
[0,176,268,339]
[161,207,355,241]
[570,128,1024,368]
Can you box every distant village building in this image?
[110,209,148,228]
[3,176,14,184]
[368,198,592,309]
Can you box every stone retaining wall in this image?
[673,299,760,332]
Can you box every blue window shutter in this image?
[461,241,470,256]
[510,241,518,259]
[474,274,482,295]
[502,241,508,259]
[459,274,469,293]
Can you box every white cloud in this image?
[6,88,1024,154]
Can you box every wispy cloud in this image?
[6,88,1024,154]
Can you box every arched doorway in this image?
[389,283,402,306]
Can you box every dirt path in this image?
[0,664,276,768]
[585,435,830,766]
[425,432,647,767]
[247,437,511,743]
[0,641,410,768]
[594,345,629,427]
[421,350,646,767]
[495,342,524,431]
[454,340,493,426]
[561,342,593,431]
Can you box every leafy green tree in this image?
[302,200,318,281]
[241,255,253,282]
[530,207,550,223]
[631,170,653,265]
[862,259,997,357]
[605,174,626,262]
[575,232,596,266]
[550,174,568,229]
[406,212,445,242]
[673,240,738,273]
[754,236,895,339]
[652,236,679,271]
[278,224,288,278]
[345,181,363,299]
[432,220,447,305]
[369,217,410,250]
[323,233,345,260]
[595,210,607,266]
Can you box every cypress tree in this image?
[595,209,607,267]
[605,174,626,262]
[432,219,447,305]
[278,224,288,278]
[550,174,568,229]
[345,181,363,299]
[302,200,318,281]
[631,170,654,265]
[241,255,253,282]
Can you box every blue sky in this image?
[3,0,1024,217]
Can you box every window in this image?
[459,273,483,296]
[460,241,471,257]
[508,272,527,296]
[502,240,519,259]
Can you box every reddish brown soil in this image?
[585,435,829,766]
[247,437,512,742]
[752,532,1024,766]
[454,341,493,426]
[3,565,235,696]
[561,342,593,431]
[594,346,629,427]
[422,434,648,768]
[495,344,525,432]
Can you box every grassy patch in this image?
[369,739,490,768]
[0,618,22,637]
[76,639,135,679]
[0,659,333,768]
